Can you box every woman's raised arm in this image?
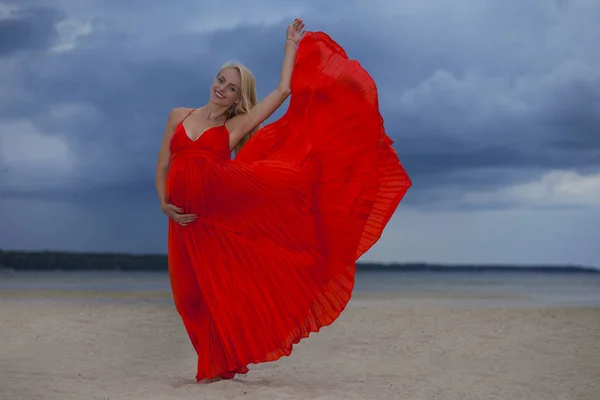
[226,19,306,147]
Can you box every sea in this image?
[1,269,600,308]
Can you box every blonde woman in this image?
[155,19,411,383]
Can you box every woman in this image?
[155,19,411,383]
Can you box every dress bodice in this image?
[170,122,231,161]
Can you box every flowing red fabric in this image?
[166,31,412,381]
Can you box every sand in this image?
[1,292,599,400]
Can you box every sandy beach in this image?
[1,290,599,400]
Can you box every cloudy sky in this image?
[0,0,598,267]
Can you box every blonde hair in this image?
[218,61,260,154]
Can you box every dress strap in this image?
[180,108,196,124]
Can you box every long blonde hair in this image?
[218,61,260,154]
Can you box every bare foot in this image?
[197,376,221,384]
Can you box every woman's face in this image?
[210,67,241,107]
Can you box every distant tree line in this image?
[0,249,598,274]
[0,250,168,271]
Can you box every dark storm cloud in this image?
[0,7,63,55]
[393,103,600,175]
[545,83,600,150]
[378,63,600,193]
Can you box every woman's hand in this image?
[161,203,197,226]
[287,18,306,44]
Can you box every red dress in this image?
[166,31,411,381]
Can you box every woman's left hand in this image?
[287,19,306,44]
